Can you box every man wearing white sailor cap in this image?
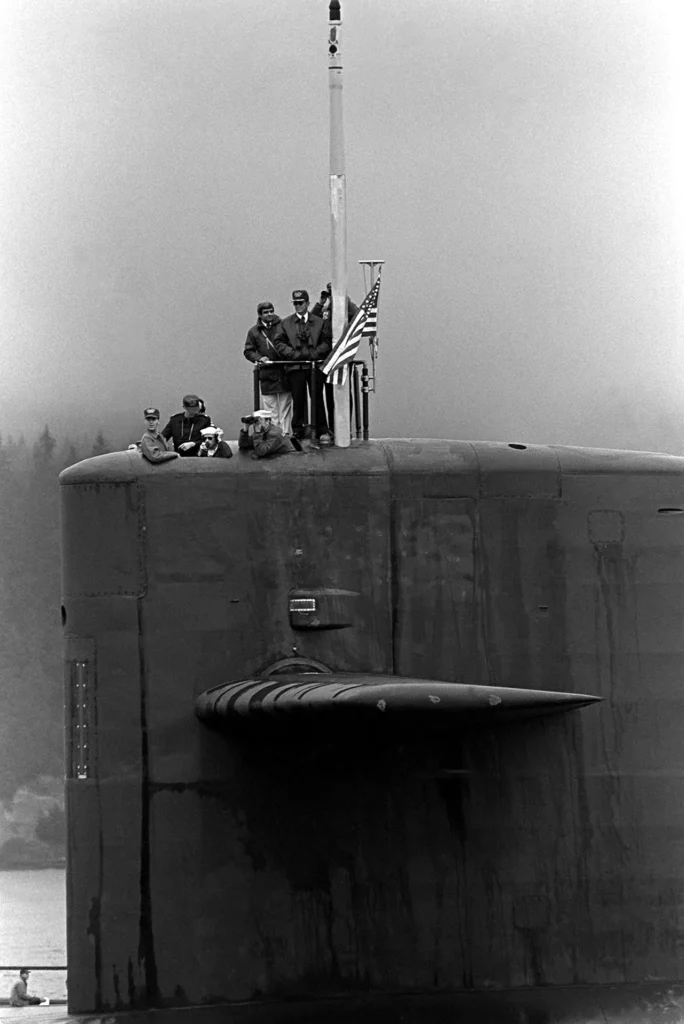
[198,425,233,459]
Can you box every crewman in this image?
[140,408,179,463]
[198,425,233,459]
[238,410,298,459]
[274,290,332,444]
[311,282,360,433]
[244,301,292,435]
[311,281,359,323]
[161,395,211,456]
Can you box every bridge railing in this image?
[252,359,370,441]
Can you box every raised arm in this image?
[252,431,285,458]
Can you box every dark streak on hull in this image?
[137,602,159,1005]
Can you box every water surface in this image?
[0,869,66,1001]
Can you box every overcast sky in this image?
[1,0,683,451]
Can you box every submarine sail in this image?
[60,439,684,1022]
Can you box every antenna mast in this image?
[328,0,350,448]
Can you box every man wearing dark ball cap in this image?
[273,289,332,443]
[140,408,178,463]
[161,394,211,456]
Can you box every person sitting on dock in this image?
[198,425,233,458]
[161,394,211,456]
[140,408,179,463]
[274,290,332,444]
[238,410,299,459]
[9,969,42,1006]
[244,301,292,435]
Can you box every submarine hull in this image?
[60,439,684,1021]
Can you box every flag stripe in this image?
[322,278,382,380]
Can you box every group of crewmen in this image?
[244,285,358,443]
[134,284,358,464]
[137,397,297,463]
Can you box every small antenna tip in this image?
[329,0,341,21]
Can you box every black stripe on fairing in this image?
[137,601,159,1005]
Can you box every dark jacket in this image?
[274,313,331,371]
[161,412,212,456]
[238,424,296,458]
[244,316,290,395]
[140,429,178,463]
[199,440,233,459]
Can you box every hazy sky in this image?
[1,0,683,451]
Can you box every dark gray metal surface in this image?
[59,438,684,1021]
[196,673,601,720]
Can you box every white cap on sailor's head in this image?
[200,426,222,437]
[253,409,272,420]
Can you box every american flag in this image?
[321,277,381,386]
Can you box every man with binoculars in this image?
[238,410,298,460]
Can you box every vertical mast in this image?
[328,0,350,448]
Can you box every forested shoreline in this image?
[0,426,123,865]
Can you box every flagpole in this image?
[328,0,350,448]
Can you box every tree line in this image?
[0,426,120,804]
